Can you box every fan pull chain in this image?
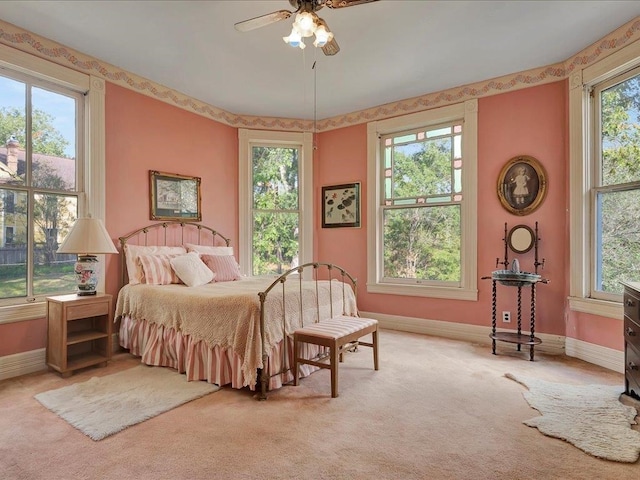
[312,58,318,151]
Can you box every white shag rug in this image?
[35,365,219,441]
[505,373,640,463]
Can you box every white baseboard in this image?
[1,333,122,382]
[0,348,46,381]
[0,320,623,382]
[362,310,624,372]
[361,310,566,355]
[565,337,624,373]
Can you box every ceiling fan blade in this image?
[325,0,379,9]
[234,10,293,32]
[322,37,340,56]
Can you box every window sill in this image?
[0,302,47,325]
[568,296,622,320]
[366,282,478,301]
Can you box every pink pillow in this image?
[137,254,181,285]
[124,245,186,285]
[201,254,241,282]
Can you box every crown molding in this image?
[1,16,639,133]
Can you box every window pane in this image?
[0,189,27,298]
[0,75,26,186]
[252,146,298,210]
[426,126,451,138]
[32,193,77,296]
[383,205,460,282]
[252,211,299,275]
[393,133,416,144]
[600,73,640,186]
[595,189,640,294]
[32,87,77,190]
[391,137,452,198]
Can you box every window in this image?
[0,45,105,322]
[569,39,640,318]
[380,123,463,284]
[367,100,478,300]
[238,129,313,277]
[593,68,640,299]
[0,72,82,301]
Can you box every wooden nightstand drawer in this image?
[626,342,640,399]
[624,290,640,322]
[624,316,640,349]
[66,301,109,321]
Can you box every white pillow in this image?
[185,243,233,256]
[170,252,215,287]
[124,244,187,285]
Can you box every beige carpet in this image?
[3,330,640,479]
[34,365,219,440]
[505,373,640,462]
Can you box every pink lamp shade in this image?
[57,216,118,296]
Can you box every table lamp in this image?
[56,215,118,296]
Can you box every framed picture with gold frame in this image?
[497,155,547,216]
[150,170,202,221]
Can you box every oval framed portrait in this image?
[497,155,547,216]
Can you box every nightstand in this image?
[46,293,113,377]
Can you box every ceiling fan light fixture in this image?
[313,24,333,47]
[294,12,317,37]
[283,26,305,49]
[235,0,379,56]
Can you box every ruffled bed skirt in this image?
[119,315,320,391]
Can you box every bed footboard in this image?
[257,262,359,400]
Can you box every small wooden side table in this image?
[46,293,113,377]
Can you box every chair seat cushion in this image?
[295,315,378,340]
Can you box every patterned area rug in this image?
[35,365,219,441]
[505,373,640,463]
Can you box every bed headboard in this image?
[118,221,231,287]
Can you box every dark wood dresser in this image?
[622,282,640,400]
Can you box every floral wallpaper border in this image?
[1,16,639,132]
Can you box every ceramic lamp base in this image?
[75,255,99,296]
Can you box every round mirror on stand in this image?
[508,224,535,254]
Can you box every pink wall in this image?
[567,312,623,350]
[477,81,568,336]
[1,79,623,358]
[316,81,569,336]
[103,83,239,301]
[0,82,239,357]
[0,319,43,356]
[314,124,369,299]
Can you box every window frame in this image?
[238,129,313,277]
[0,44,105,324]
[366,100,478,300]
[568,39,640,319]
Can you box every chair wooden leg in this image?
[330,340,339,398]
[372,329,379,371]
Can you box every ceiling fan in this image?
[234,0,379,56]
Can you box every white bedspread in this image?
[115,277,357,385]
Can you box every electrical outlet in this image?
[502,311,511,323]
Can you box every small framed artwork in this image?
[150,170,202,221]
[322,182,361,228]
[497,155,547,216]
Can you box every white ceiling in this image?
[0,1,639,121]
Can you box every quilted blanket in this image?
[115,277,357,385]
